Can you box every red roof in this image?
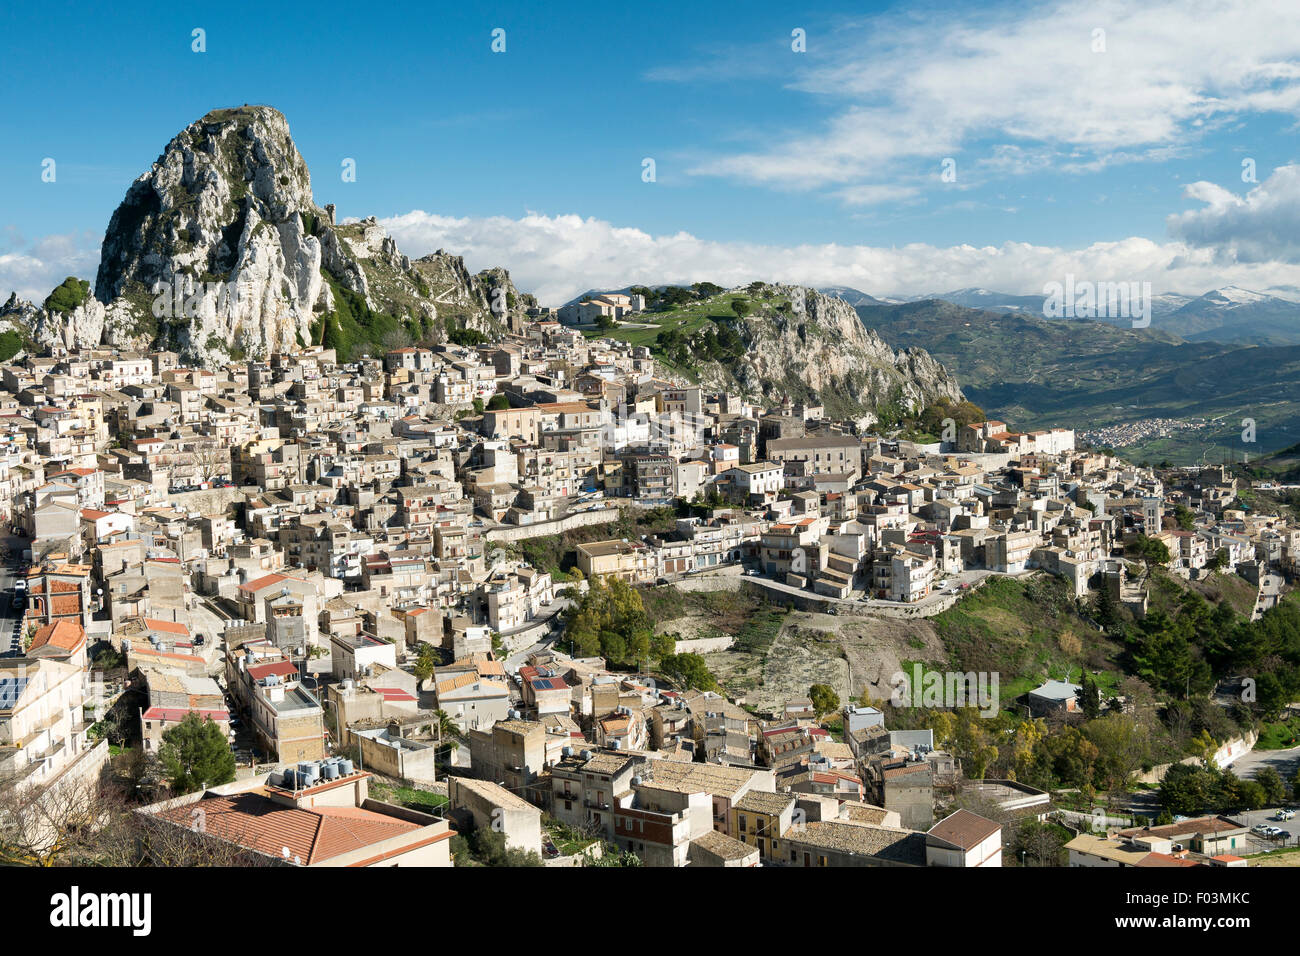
[154,785,427,864]
[240,572,289,593]
[28,620,86,653]
[247,660,299,681]
[145,618,190,636]
[375,688,417,702]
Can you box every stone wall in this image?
[1132,731,1259,784]
[485,507,620,543]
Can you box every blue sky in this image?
[4,0,1300,304]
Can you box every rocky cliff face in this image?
[693,285,964,421]
[18,105,532,365]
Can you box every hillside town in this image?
[1,314,1297,870]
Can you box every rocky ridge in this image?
[691,285,964,421]
[8,105,533,365]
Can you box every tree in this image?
[157,713,236,795]
[730,298,751,318]
[43,276,91,314]
[658,653,718,692]
[1080,676,1101,719]
[181,441,232,486]
[562,574,655,667]
[413,644,437,684]
[1092,583,1119,631]
[809,684,840,717]
[1010,819,1067,867]
[486,393,510,410]
[433,709,460,760]
[1255,766,1288,805]
[1132,534,1171,579]
[1158,762,1215,816]
[452,826,543,867]
[648,630,676,662]
[1081,714,1146,792]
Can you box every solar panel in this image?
[0,676,30,708]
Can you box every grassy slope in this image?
[931,575,1125,706]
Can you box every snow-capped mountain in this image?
[1170,286,1300,345]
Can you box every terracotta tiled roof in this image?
[239,572,289,594]
[28,620,85,653]
[156,789,421,864]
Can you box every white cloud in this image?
[834,183,923,206]
[1167,164,1300,262]
[15,164,1299,317]
[681,0,1300,196]
[380,209,1300,306]
[0,230,101,304]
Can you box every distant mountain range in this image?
[820,285,1300,346]
[848,296,1300,465]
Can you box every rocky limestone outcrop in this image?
[694,285,963,419]
[0,292,38,335]
[23,105,531,365]
[91,105,324,362]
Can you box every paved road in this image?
[0,534,28,657]
[1230,743,1300,785]
[503,598,573,671]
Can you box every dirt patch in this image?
[701,610,944,714]
[655,613,725,644]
